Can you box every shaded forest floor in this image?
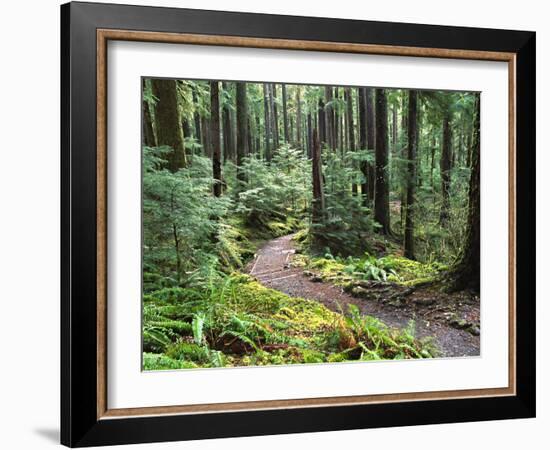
[247,234,480,358]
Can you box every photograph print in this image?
[141,78,481,371]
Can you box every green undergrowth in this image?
[143,274,437,370]
[143,214,301,293]
[296,251,446,287]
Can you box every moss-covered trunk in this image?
[151,78,186,171]
[446,94,480,292]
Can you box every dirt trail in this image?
[247,234,480,358]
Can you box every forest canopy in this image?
[142,78,481,370]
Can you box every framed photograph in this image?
[61,1,535,447]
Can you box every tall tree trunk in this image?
[334,88,340,152]
[366,88,376,204]
[151,79,186,171]
[247,117,253,155]
[296,87,302,150]
[282,84,290,143]
[392,104,398,156]
[263,83,271,161]
[307,113,313,158]
[324,86,335,151]
[416,104,422,188]
[446,95,480,292]
[236,82,248,184]
[430,134,436,189]
[222,82,234,163]
[311,128,325,224]
[182,119,192,143]
[374,88,391,234]
[339,107,344,154]
[358,88,368,204]
[255,113,261,155]
[142,79,156,147]
[271,84,280,149]
[209,81,222,197]
[400,94,408,224]
[440,108,452,225]
[345,88,357,194]
[344,108,349,153]
[466,125,473,169]
[192,86,202,143]
[201,116,210,157]
[404,91,418,259]
[318,98,326,146]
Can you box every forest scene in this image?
[142,77,481,371]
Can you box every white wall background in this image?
[0,1,545,449]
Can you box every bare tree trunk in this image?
[404,90,418,259]
[201,116,210,157]
[222,82,234,163]
[255,113,261,155]
[271,84,280,149]
[374,89,391,234]
[358,88,368,204]
[247,116,253,155]
[312,128,325,223]
[344,107,349,153]
[392,104,398,156]
[282,84,290,143]
[430,134,436,189]
[307,113,313,158]
[263,83,271,161]
[366,88,376,204]
[345,88,357,194]
[334,88,340,152]
[324,86,335,151]
[416,106,423,188]
[192,86,202,143]
[236,82,248,184]
[318,98,326,146]
[400,94,408,224]
[296,87,302,150]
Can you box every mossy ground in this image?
[143,275,437,371]
[296,250,446,288]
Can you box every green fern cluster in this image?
[304,252,445,286]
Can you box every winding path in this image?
[247,234,480,358]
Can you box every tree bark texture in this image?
[151,78,186,171]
